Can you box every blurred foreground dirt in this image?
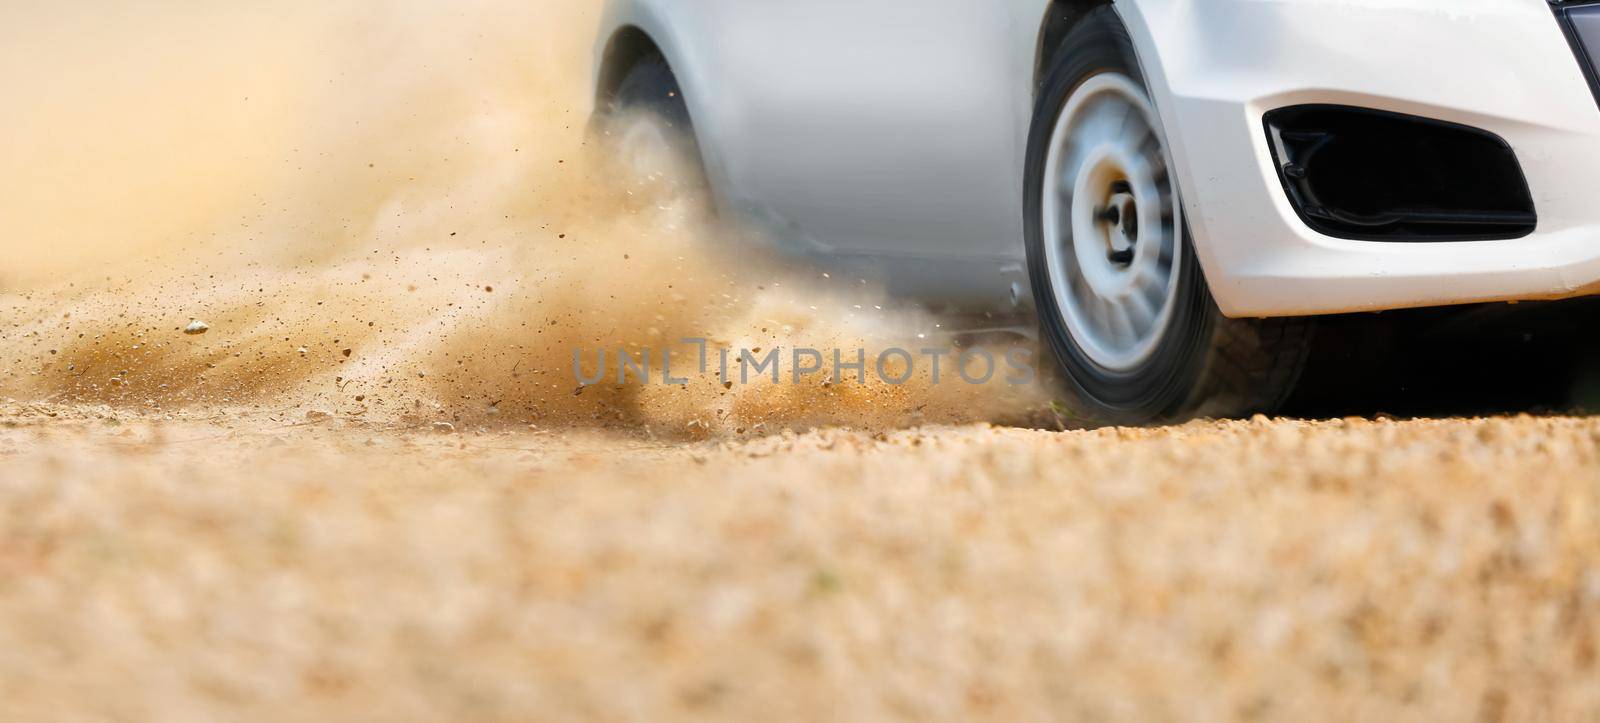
[2,405,1597,722]
[7,3,1596,719]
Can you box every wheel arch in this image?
[1034,0,1113,95]
[591,7,740,216]
[595,25,667,109]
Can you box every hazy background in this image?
[0,1,614,282]
[0,0,1043,433]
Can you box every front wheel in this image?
[1025,8,1313,426]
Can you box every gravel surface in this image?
[5,3,1599,720]
[2,408,1597,722]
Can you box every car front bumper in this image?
[1122,0,1600,318]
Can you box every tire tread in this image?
[1189,314,1315,419]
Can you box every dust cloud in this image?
[0,0,1045,436]
[5,6,1600,722]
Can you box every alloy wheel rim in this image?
[1041,73,1181,373]
[614,112,680,183]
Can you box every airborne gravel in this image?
[4,2,1599,720]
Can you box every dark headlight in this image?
[1554,1,1600,111]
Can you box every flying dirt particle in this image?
[342,348,352,357]
[297,347,308,355]
[305,409,332,421]
[573,385,586,397]
[484,286,493,293]
[431,421,456,434]
[354,395,366,402]
[183,320,210,335]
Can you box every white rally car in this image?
[591,0,1600,424]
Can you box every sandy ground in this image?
[2,405,1598,722]
[4,3,1600,721]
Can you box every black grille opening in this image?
[1264,105,1536,242]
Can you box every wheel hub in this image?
[614,113,679,183]
[1100,185,1138,265]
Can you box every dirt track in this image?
[3,406,1598,722]
[5,2,1600,720]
